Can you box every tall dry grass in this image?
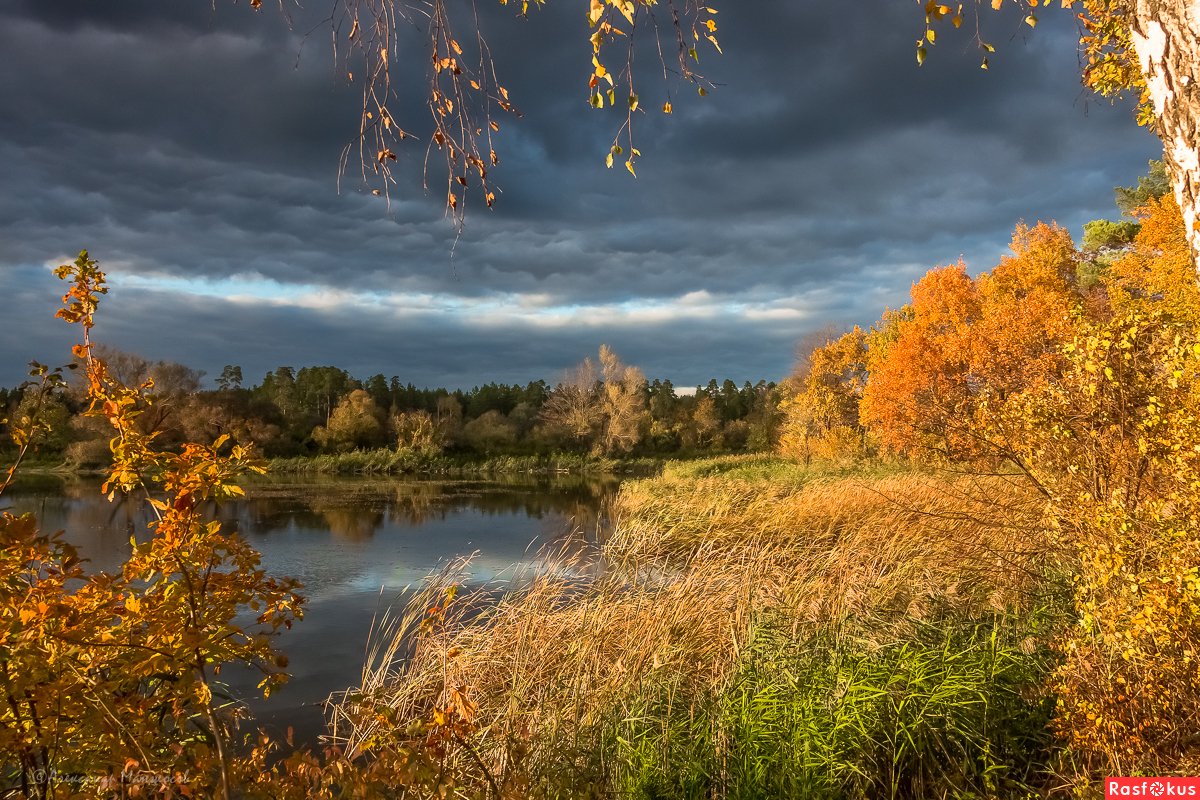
[608,471,1054,626]
[327,464,1065,798]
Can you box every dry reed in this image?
[326,465,1062,797]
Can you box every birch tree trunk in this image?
[1128,0,1200,271]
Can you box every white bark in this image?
[1128,0,1200,272]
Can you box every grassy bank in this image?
[329,456,1071,798]
[653,452,915,485]
[0,452,77,474]
[267,448,665,477]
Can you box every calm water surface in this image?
[3,473,616,745]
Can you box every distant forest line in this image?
[0,344,781,466]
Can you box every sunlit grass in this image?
[328,456,1069,798]
[657,453,912,485]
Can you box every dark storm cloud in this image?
[0,0,1160,388]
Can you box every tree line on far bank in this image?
[0,344,781,466]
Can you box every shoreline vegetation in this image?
[1,448,678,479]
[5,446,895,481]
[266,449,666,477]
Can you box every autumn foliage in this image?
[855,223,1082,461]
[1006,310,1200,772]
[778,327,868,463]
[1105,195,1200,323]
[781,189,1200,778]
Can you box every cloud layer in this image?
[0,0,1160,388]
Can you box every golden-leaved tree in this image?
[540,344,647,455]
[996,307,1200,774]
[778,327,869,463]
[313,388,387,451]
[597,343,649,456]
[992,203,1200,775]
[1104,193,1200,322]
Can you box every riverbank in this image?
[267,448,669,477]
[327,454,1073,798]
[1,448,672,479]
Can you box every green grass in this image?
[268,448,663,476]
[605,609,1059,800]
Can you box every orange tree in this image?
[858,223,1083,464]
[859,261,981,459]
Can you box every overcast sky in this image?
[0,0,1160,390]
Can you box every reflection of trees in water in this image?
[312,504,385,541]
[3,478,156,573]
[246,477,617,544]
[389,482,447,526]
[234,497,328,535]
[6,475,618,549]
[197,490,390,542]
[381,478,619,536]
[306,484,392,540]
[244,476,619,535]
[433,476,618,518]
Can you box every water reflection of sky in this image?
[1,474,613,747]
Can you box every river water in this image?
[1,473,616,746]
